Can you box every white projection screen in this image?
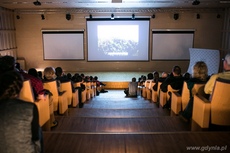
[87,19,150,61]
[42,30,84,60]
[152,29,194,60]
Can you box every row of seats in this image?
[18,79,97,130]
[140,78,230,128]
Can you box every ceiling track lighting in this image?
[16,15,20,19]
[89,14,92,19]
[132,14,135,19]
[192,0,200,5]
[111,13,114,19]
[152,14,155,19]
[196,13,200,19]
[41,14,45,20]
[33,0,41,6]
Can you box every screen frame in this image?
[86,18,150,62]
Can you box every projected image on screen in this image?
[98,25,138,57]
[87,19,149,61]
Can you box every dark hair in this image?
[0,70,23,100]
[28,68,38,78]
[0,56,15,74]
[147,73,154,79]
[55,67,63,77]
[172,65,181,75]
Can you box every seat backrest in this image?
[60,81,72,105]
[210,78,230,126]
[145,80,150,88]
[43,80,59,111]
[181,82,205,110]
[19,79,35,102]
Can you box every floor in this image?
[43,90,230,153]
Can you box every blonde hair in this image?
[192,61,208,81]
[44,67,56,80]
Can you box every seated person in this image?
[124,77,138,97]
[179,61,209,121]
[160,65,184,109]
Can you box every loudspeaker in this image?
[174,13,179,20]
[66,13,71,20]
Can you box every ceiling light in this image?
[192,0,200,5]
[66,13,71,20]
[33,0,41,6]
[111,14,114,19]
[132,14,135,19]
[41,14,45,20]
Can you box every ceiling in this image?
[0,0,230,10]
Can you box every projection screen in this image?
[42,30,84,60]
[87,19,150,61]
[152,29,194,60]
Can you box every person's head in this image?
[44,67,56,80]
[161,72,168,78]
[223,53,230,71]
[132,77,136,82]
[0,55,15,74]
[55,67,63,77]
[67,73,72,79]
[153,71,159,80]
[0,70,23,100]
[147,73,154,79]
[28,68,38,78]
[192,61,208,81]
[172,65,181,76]
[37,71,43,79]
[183,72,191,80]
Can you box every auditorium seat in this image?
[159,85,179,107]
[19,79,50,129]
[60,81,79,107]
[171,82,205,115]
[192,78,230,128]
[151,82,161,103]
[43,80,68,114]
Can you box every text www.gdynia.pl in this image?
[186,145,227,152]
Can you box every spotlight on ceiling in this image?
[174,13,179,20]
[89,14,92,19]
[16,15,20,19]
[196,13,200,19]
[33,0,41,6]
[111,14,114,19]
[66,13,71,20]
[192,0,200,5]
[132,14,135,19]
[41,14,45,20]
[217,14,221,18]
[152,14,155,19]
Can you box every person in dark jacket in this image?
[0,70,43,153]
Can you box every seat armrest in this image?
[34,98,50,127]
[171,91,182,114]
[192,94,211,128]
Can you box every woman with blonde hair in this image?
[180,61,209,121]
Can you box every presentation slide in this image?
[42,31,84,60]
[87,19,150,61]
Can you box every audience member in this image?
[0,56,45,100]
[42,66,59,127]
[124,77,138,97]
[183,72,191,81]
[160,65,184,109]
[204,53,230,96]
[0,70,43,153]
[179,61,209,121]
[28,68,41,80]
